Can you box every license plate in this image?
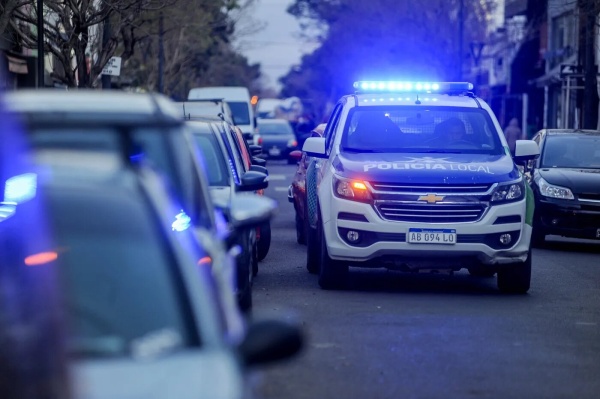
[407,228,456,244]
[269,147,281,156]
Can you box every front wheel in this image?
[318,221,348,289]
[497,250,532,294]
[256,221,271,262]
[295,211,306,245]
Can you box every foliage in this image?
[282,0,496,120]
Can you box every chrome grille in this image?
[370,182,493,194]
[376,203,486,223]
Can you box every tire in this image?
[318,220,348,289]
[251,240,259,277]
[236,237,253,312]
[306,211,320,274]
[497,250,532,294]
[295,211,306,245]
[531,226,546,248]
[256,221,271,261]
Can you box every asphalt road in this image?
[251,160,600,399]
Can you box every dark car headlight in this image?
[538,177,574,200]
[490,179,525,204]
[332,175,373,203]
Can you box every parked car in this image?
[224,123,273,262]
[0,96,72,399]
[528,129,600,245]
[256,118,298,163]
[31,149,302,399]
[5,89,249,335]
[288,123,326,245]
[174,102,272,262]
[186,120,270,311]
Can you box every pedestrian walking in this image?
[504,117,524,154]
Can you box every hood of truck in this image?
[332,152,520,184]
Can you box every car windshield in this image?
[541,134,600,169]
[227,101,250,125]
[341,106,504,155]
[47,185,196,358]
[192,134,230,187]
[259,122,293,135]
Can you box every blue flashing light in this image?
[172,210,191,232]
[4,173,37,204]
[353,81,473,94]
[0,202,16,222]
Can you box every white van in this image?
[188,86,256,139]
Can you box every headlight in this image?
[332,175,372,203]
[491,179,525,204]
[538,177,574,200]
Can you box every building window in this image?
[550,12,576,69]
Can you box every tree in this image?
[282,0,496,117]
[9,0,177,87]
[119,0,261,98]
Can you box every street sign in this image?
[101,56,122,76]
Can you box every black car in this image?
[529,129,600,245]
[256,118,298,163]
[186,120,270,311]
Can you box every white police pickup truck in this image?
[302,81,539,293]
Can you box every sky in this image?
[235,0,319,92]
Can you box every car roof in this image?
[257,118,291,124]
[5,90,183,125]
[349,93,481,108]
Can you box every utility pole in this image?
[36,0,44,87]
[157,12,164,94]
[458,0,464,81]
[581,0,598,128]
[101,18,111,89]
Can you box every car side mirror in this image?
[513,140,540,165]
[289,150,302,162]
[239,170,268,192]
[228,195,276,231]
[249,165,268,175]
[249,144,262,156]
[252,157,267,167]
[302,137,327,158]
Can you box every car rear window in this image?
[192,134,230,187]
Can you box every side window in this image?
[325,104,343,155]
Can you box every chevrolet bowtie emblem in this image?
[418,194,444,203]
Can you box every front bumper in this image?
[323,196,531,270]
[536,197,600,240]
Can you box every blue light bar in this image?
[4,173,37,204]
[353,81,473,94]
[172,210,191,232]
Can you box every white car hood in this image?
[73,349,246,399]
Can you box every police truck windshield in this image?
[341,107,504,155]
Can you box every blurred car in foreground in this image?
[529,129,600,246]
[256,118,298,163]
[288,123,326,245]
[5,89,247,334]
[0,96,72,399]
[186,120,270,311]
[32,149,302,399]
